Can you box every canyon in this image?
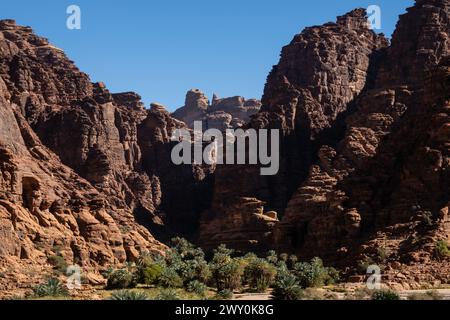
[0,0,449,297]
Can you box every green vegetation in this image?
[109,290,149,300]
[209,245,244,291]
[139,264,164,286]
[47,247,68,274]
[271,273,303,300]
[215,289,233,300]
[408,290,442,300]
[357,256,375,273]
[292,257,339,288]
[243,257,277,292]
[186,280,207,296]
[371,289,400,300]
[32,278,69,298]
[155,289,181,300]
[102,238,342,301]
[105,267,137,290]
[435,240,450,259]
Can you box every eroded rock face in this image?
[276,0,450,263]
[200,8,389,251]
[0,19,211,295]
[200,1,450,283]
[172,89,261,130]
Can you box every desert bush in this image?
[357,256,375,274]
[408,290,443,301]
[293,258,339,288]
[418,211,434,227]
[106,268,137,290]
[109,290,149,300]
[376,248,389,263]
[139,264,164,286]
[271,273,303,300]
[157,267,183,288]
[155,289,181,300]
[177,258,211,285]
[435,240,450,260]
[47,254,68,274]
[164,238,211,286]
[136,252,155,268]
[209,245,243,291]
[33,278,69,298]
[266,250,278,265]
[186,280,207,296]
[215,289,233,300]
[288,255,298,268]
[279,253,289,262]
[371,289,400,300]
[244,258,277,292]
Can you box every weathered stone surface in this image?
[200,8,389,251]
[1,0,450,295]
[172,89,261,130]
[275,0,450,265]
[200,1,450,283]
[0,19,212,296]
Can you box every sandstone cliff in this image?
[1,0,449,295]
[0,19,211,295]
[200,8,388,251]
[200,2,450,286]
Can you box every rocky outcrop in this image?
[275,0,450,262]
[172,89,261,130]
[200,1,450,284]
[1,0,449,295]
[200,8,389,251]
[0,19,211,295]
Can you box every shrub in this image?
[186,280,207,297]
[271,273,303,300]
[155,289,181,300]
[109,290,149,300]
[293,258,339,288]
[136,252,156,269]
[244,258,277,292]
[279,253,289,262]
[266,250,278,265]
[435,240,450,260]
[157,267,183,288]
[164,238,211,285]
[32,278,69,298]
[106,268,137,290]
[177,258,211,285]
[134,252,165,285]
[216,289,233,300]
[47,254,68,274]
[376,248,389,263]
[139,264,164,286]
[209,245,243,291]
[171,237,206,261]
[418,211,434,227]
[371,290,400,300]
[325,267,340,285]
[357,256,375,274]
[288,255,298,268]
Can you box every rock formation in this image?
[0,19,211,296]
[172,89,261,131]
[200,8,388,250]
[1,0,449,296]
[200,1,450,286]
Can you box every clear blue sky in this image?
[1,0,414,110]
